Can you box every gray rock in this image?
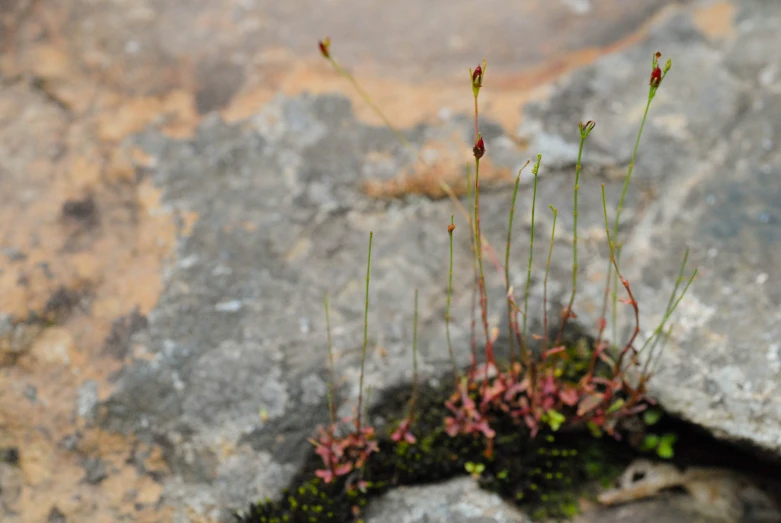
[511,1,781,457]
[99,2,781,521]
[364,477,532,523]
[75,380,99,424]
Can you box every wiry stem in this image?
[601,186,640,375]
[557,121,594,346]
[409,289,420,418]
[466,165,479,372]
[474,154,491,356]
[544,205,559,354]
[356,231,373,431]
[445,216,459,384]
[505,162,530,370]
[523,155,542,354]
[640,249,697,377]
[608,63,667,347]
[327,58,413,152]
[324,294,336,425]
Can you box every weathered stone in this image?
[4,0,778,521]
[99,4,781,518]
[514,0,781,457]
[364,477,531,523]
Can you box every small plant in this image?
[465,461,486,479]
[239,40,698,523]
[308,232,379,487]
[640,432,678,459]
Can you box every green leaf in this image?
[544,409,566,431]
[587,421,603,438]
[606,398,625,414]
[657,433,678,459]
[643,409,662,426]
[640,434,659,452]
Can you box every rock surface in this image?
[364,477,748,523]
[518,0,781,456]
[364,477,532,523]
[2,0,779,522]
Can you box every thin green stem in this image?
[324,293,335,425]
[409,289,419,418]
[505,163,528,368]
[356,231,373,431]
[601,185,640,374]
[328,58,413,152]
[544,205,559,354]
[523,155,542,352]
[474,155,490,351]
[609,96,652,347]
[557,121,593,345]
[640,248,697,376]
[445,215,458,383]
[466,164,479,370]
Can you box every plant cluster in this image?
[239,42,697,523]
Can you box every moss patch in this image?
[236,376,638,523]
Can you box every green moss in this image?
[236,361,637,523]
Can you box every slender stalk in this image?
[474,153,491,355]
[324,293,336,425]
[601,185,640,374]
[640,250,697,377]
[445,215,459,383]
[323,50,500,276]
[356,231,373,431]
[544,205,559,354]
[523,155,542,352]
[605,54,670,348]
[505,162,529,369]
[557,121,594,345]
[327,58,413,152]
[609,81,662,347]
[466,165,479,371]
[409,289,419,418]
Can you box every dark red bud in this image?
[472,65,482,83]
[318,37,331,58]
[649,66,662,87]
[473,136,485,159]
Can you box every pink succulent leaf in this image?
[474,419,496,439]
[334,462,353,476]
[445,417,460,436]
[577,393,605,417]
[559,387,579,406]
[315,468,334,483]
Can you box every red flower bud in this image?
[649,66,662,88]
[472,64,482,84]
[318,37,331,59]
[447,223,456,234]
[473,136,485,159]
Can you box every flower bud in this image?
[318,37,331,59]
[579,120,596,138]
[448,223,456,234]
[649,66,662,87]
[473,136,485,159]
[472,64,483,87]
